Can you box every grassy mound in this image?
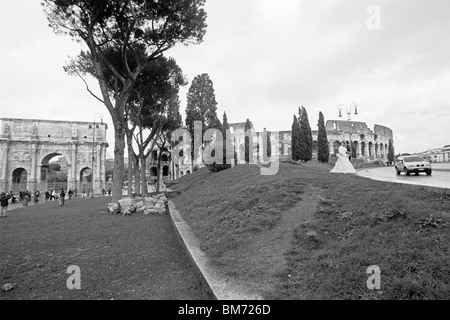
[171,161,450,300]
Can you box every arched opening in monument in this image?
[352,141,358,159]
[279,142,284,155]
[361,142,366,156]
[151,150,158,162]
[186,170,191,175]
[161,153,169,162]
[380,143,384,157]
[79,167,92,195]
[163,166,169,181]
[312,141,318,155]
[150,167,158,182]
[180,171,184,176]
[11,168,27,193]
[41,153,68,194]
[368,142,373,158]
[333,141,340,155]
[375,143,379,158]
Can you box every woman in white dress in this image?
[330,142,356,173]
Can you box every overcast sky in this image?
[1,0,449,157]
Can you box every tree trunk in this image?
[134,153,141,195]
[140,152,148,195]
[112,124,126,202]
[138,127,148,195]
[156,150,162,193]
[126,131,134,197]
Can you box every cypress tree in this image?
[185,73,220,167]
[291,115,300,161]
[298,106,312,162]
[388,139,395,165]
[244,119,253,163]
[317,111,329,163]
[262,127,272,162]
[222,112,233,168]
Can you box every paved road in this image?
[356,166,450,189]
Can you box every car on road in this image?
[395,156,432,176]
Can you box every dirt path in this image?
[217,186,321,298]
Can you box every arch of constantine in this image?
[0,118,108,194]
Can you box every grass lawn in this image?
[0,197,210,300]
[170,161,450,300]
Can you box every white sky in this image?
[1,0,449,156]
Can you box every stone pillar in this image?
[70,143,78,190]
[29,144,37,191]
[95,144,101,193]
[0,141,10,190]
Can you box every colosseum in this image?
[274,120,394,161]
[225,119,394,163]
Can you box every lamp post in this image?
[337,102,359,159]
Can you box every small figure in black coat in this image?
[346,142,352,162]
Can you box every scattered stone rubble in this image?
[107,193,168,216]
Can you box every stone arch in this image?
[161,153,169,162]
[0,118,108,195]
[279,142,284,155]
[312,140,318,155]
[186,170,191,175]
[361,141,366,156]
[368,142,373,158]
[150,167,158,182]
[151,150,158,161]
[40,152,69,193]
[352,141,358,158]
[333,141,340,155]
[180,171,184,176]
[163,165,169,177]
[11,167,27,193]
[380,143,384,156]
[375,143,379,158]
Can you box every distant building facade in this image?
[145,119,394,181]
[231,120,394,162]
[415,145,450,163]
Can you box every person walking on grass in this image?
[1,192,12,218]
[34,190,40,204]
[59,188,66,206]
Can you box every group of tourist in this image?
[0,187,73,215]
[102,187,112,196]
[43,188,76,202]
